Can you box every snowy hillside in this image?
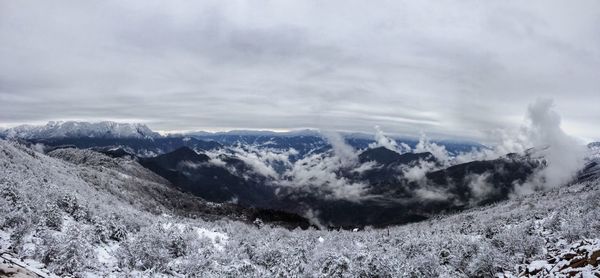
[1,139,599,277]
[1,121,160,139]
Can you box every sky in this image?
[1,0,599,142]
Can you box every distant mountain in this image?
[188,129,321,137]
[189,130,484,158]
[358,146,436,165]
[1,122,486,158]
[2,121,160,139]
[27,136,222,157]
[0,121,224,157]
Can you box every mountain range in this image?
[1,121,596,228]
[1,121,599,276]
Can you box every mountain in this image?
[188,129,321,137]
[28,136,222,157]
[139,147,278,206]
[2,122,485,159]
[425,155,542,205]
[589,141,600,158]
[1,121,223,157]
[144,146,211,166]
[2,121,160,139]
[191,132,328,158]
[2,138,600,277]
[189,131,483,158]
[136,145,547,227]
[358,146,436,165]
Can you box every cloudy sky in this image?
[1,0,599,142]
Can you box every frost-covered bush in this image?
[401,252,440,278]
[558,190,600,241]
[117,227,170,272]
[493,221,544,259]
[56,193,90,221]
[351,253,394,278]
[37,226,97,277]
[171,233,215,275]
[464,242,507,278]
[315,253,351,277]
[43,204,63,230]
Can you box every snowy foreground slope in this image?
[1,140,599,277]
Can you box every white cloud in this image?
[1,1,598,141]
[320,130,359,168]
[414,133,451,164]
[523,99,586,188]
[369,126,411,153]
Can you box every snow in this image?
[96,243,119,267]
[195,228,229,251]
[527,260,549,273]
[162,222,186,232]
[0,230,10,252]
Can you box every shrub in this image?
[116,225,173,272]
[494,222,544,259]
[38,226,97,277]
[43,205,63,231]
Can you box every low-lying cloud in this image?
[198,99,587,207]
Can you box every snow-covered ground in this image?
[1,139,599,277]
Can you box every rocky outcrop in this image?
[520,239,600,277]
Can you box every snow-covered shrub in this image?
[316,253,351,277]
[464,242,507,278]
[42,204,63,230]
[116,225,174,272]
[109,222,128,241]
[1,206,30,230]
[351,253,394,278]
[559,190,600,240]
[542,213,561,233]
[38,225,97,277]
[401,252,440,278]
[91,214,130,242]
[56,193,90,222]
[9,217,35,253]
[176,235,217,274]
[0,182,20,205]
[493,221,544,259]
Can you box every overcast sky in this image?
[1,0,599,142]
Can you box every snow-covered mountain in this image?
[1,121,160,139]
[1,139,599,277]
